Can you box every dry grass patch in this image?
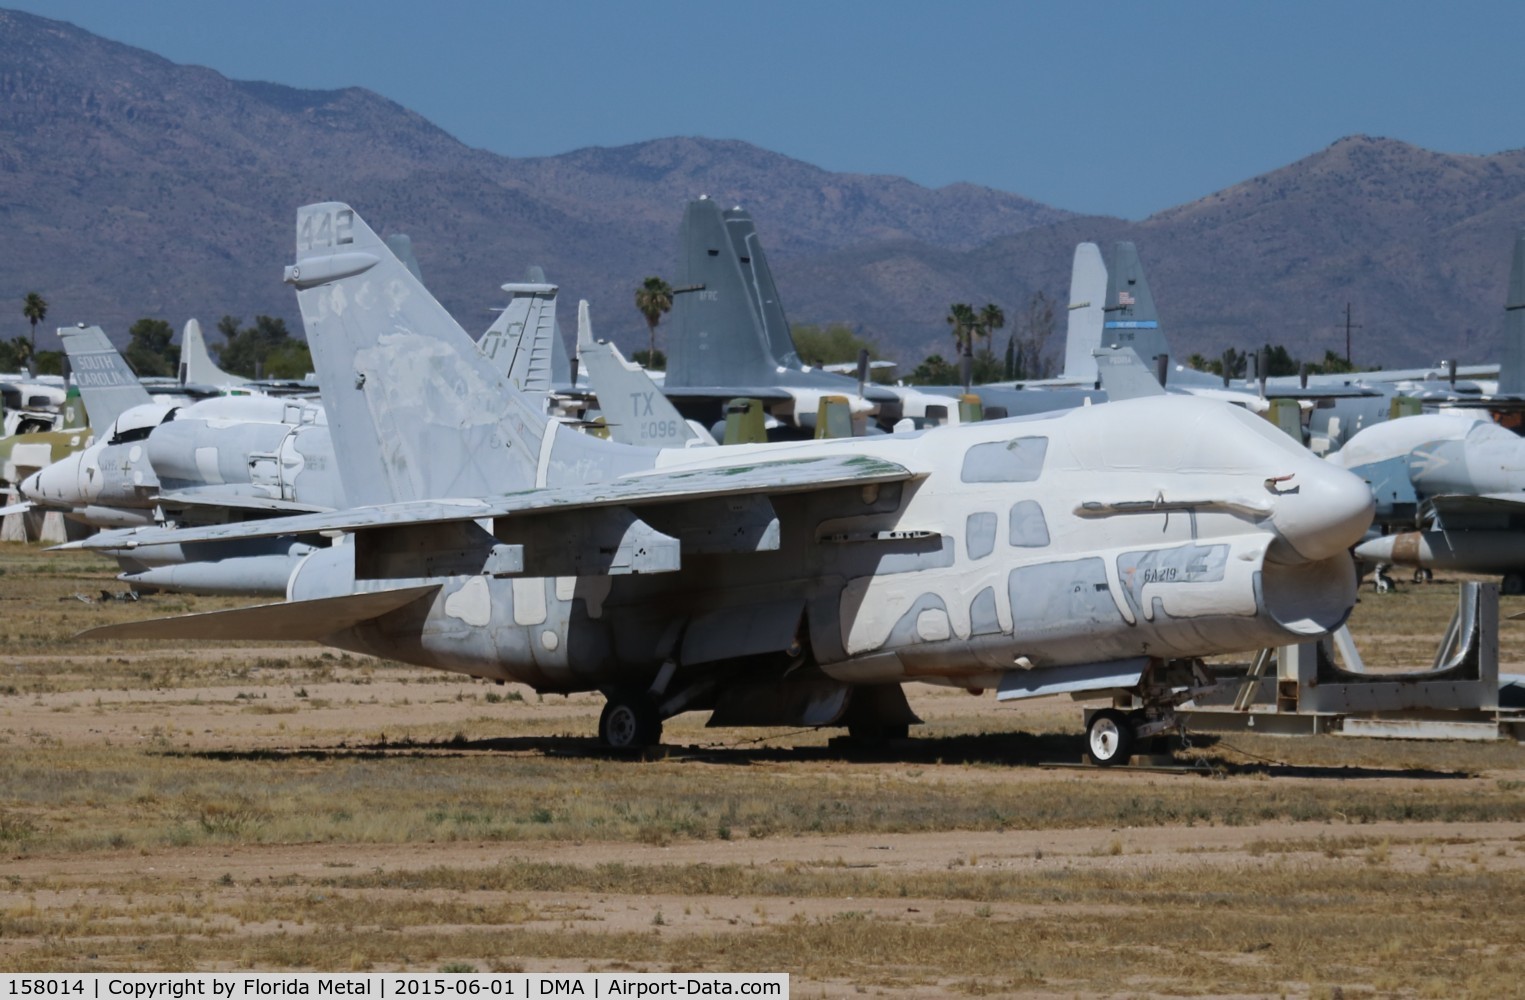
[3,858,1522,994]
[6,542,1525,994]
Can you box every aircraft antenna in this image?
[1341,303,1363,366]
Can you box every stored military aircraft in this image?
[179,318,250,389]
[25,273,582,530]
[663,197,989,433]
[478,275,571,396]
[1326,231,1525,591]
[0,385,89,490]
[22,325,341,528]
[1333,413,1525,590]
[80,202,1375,764]
[575,300,713,448]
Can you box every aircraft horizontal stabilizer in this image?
[77,584,440,642]
[0,500,32,517]
[76,454,920,550]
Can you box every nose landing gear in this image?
[1084,659,1220,767]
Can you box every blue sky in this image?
[14,0,1525,219]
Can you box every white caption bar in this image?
[0,976,788,1000]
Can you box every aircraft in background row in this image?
[662,197,974,435]
[17,266,628,593]
[81,202,1374,765]
[1332,232,1525,592]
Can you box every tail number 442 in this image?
[298,208,355,251]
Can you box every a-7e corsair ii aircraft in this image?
[83,203,1375,764]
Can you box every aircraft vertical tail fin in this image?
[179,318,249,387]
[58,387,87,430]
[1500,230,1525,396]
[1061,243,1107,382]
[1092,346,1166,400]
[576,300,701,447]
[385,234,425,284]
[526,265,573,386]
[479,281,560,394]
[284,203,554,506]
[1101,242,1171,370]
[58,326,154,432]
[668,197,798,387]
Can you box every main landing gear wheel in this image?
[599,692,662,750]
[1086,708,1135,767]
[1412,568,1433,584]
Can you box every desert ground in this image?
[3,543,1524,997]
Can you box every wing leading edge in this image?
[77,584,440,642]
[73,453,920,551]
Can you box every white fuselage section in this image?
[296,396,1373,693]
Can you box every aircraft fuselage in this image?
[289,397,1373,696]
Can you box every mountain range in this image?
[2,8,1523,371]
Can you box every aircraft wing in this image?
[1260,384,1384,400]
[157,489,334,516]
[0,500,32,517]
[660,386,798,403]
[73,453,918,550]
[1428,492,1525,531]
[78,584,440,641]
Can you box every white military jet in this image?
[81,203,1375,763]
[23,326,341,528]
[1330,231,1525,592]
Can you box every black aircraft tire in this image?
[599,693,662,749]
[1086,708,1135,767]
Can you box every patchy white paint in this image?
[535,420,556,487]
[443,575,492,627]
[12,442,51,469]
[540,630,560,651]
[841,566,992,654]
[1121,535,1269,622]
[555,576,577,601]
[194,447,224,486]
[915,608,951,642]
[512,577,548,626]
[1102,556,1136,626]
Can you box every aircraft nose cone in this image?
[21,455,81,507]
[19,468,44,502]
[1269,463,1375,563]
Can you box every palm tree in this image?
[22,292,46,352]
[978,303,1005,356]
[946,302,979,392]
[634,277,674,369]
